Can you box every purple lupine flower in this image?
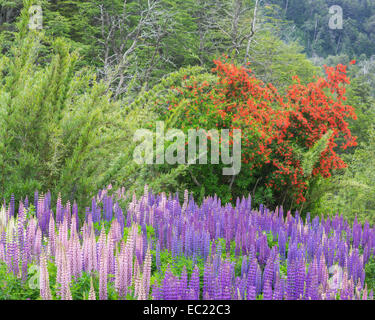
[272,274,284,300]
[188,266,200,300]
[263,254,275,289]
[152,283,162,300]
[278,229,286,259]
[162,265,176,300]
[247,285,256,300]
[247,257,257,292]
[24,196,29,210]
[298,256,307,299]
[179,266,188,299]
[203,262,215,300]
[286,260,296,300]
[263,279,273,300]
[12,237,19,276]
[255,264,262,296]
[307,257,319,300]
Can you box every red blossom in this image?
[159,59,357,204]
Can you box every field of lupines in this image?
[0,185,374,300]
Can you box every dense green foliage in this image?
[0,9,128,204]
[266,0,375,58]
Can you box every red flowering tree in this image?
[157,59,357,207]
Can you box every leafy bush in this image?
[150,58,357,209]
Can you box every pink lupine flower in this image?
[362,284,368,300]
[55,243,62,297]
[40,249,52,300]
[134,268,142,300]
[63,250,72,300]
[88,277,96,300]
[90,230,98,272]
[48,213,55,257]
[33,227,42,261]
[115,241,129,298]
[56,244,73,300]
[141,248,152,299]
[99,242,108,300]
[106,229,115,277]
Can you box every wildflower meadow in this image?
[0,185,374,300]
